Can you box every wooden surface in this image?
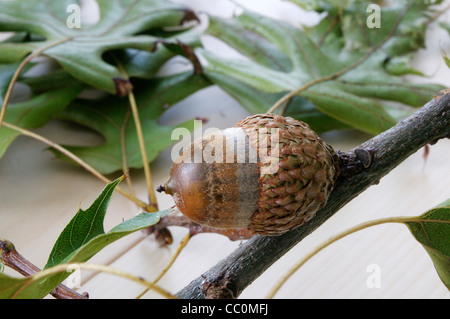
[1,0,449,299]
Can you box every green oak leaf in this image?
[404,199,450,290]
[51,72,211,174]
[207,72,350,133]
[200,0,446,134]
[0,62,20,106]
[0,0,201,95]
[0,177,170,299]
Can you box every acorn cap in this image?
[235,113,339,235]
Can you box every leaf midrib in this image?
[78,184,114,247]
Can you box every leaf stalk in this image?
[0,37,73,131]
[266,216,421,298]
[1,121,151,212]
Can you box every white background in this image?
[0,0,449,299]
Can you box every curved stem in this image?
[266,78,329,114]
[113,58,159,212]
[266,216,418,299]
[266,3,412,114]
[11,262,176,299]
[1,239,87,299]
[127,91,158,211]
[2,121,151,212]
[0,37,73,131]
[120,108,136,196]
[136,232,191,299]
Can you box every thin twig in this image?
[120,108,136,196]
[0,239,87,299]
[426,2,450,25]
[0,39,154,211]
[316,16,339,49]
[11,262,176,299]
[127,91,158,211]
[1,121,151,212]
[114,59,159,212]
[266,3,413,114]
[0,37,73,131]
[147,213,255,241]
[136,232,191,299]
[266,216,421,298]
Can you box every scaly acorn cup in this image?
[157,113,340,236]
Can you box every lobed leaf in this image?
[0,0,201,94]
[201,0,447,134]
[51,72,211,174]
[0,1,206,170]
[206,72,351,133]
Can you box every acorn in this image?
[157,113,340,236]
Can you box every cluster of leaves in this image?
[0,0,448,174]
[0,0,210,174]
[0,0,449,298]
[199,0,447,134]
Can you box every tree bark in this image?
[175,91,450,299]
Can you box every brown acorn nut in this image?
[157,113,340,236]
